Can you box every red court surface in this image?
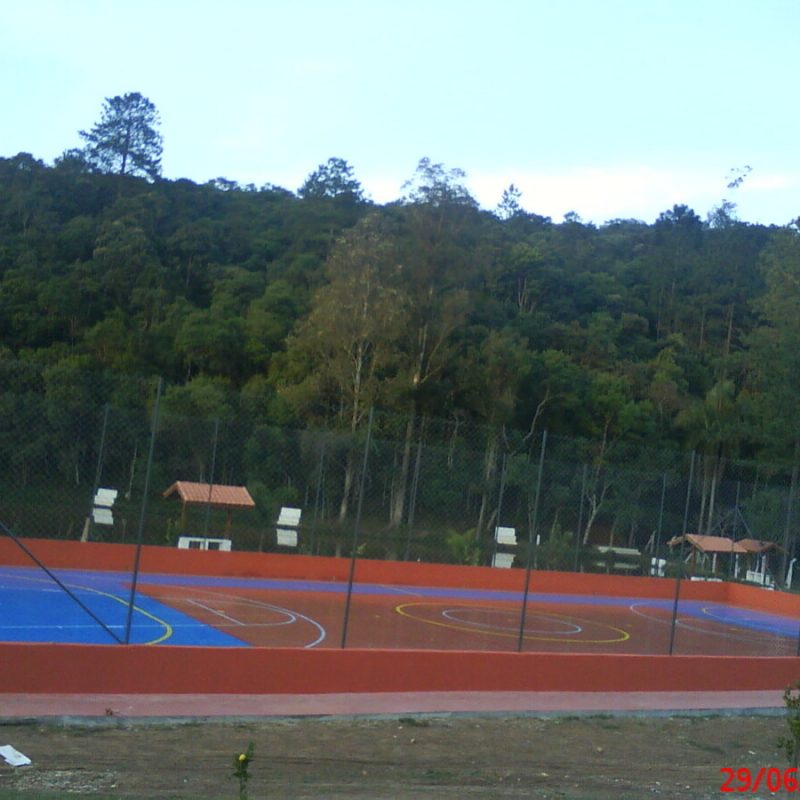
[137,581,798,657]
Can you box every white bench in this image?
[492,552,515,568]
[495,526,517,546]
[177,536,232,552]
[492,526,517,567]
[92,487,118,526]
[276,507,302,547]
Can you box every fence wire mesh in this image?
[1,388,798,655]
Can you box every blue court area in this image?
[0,567,246,646]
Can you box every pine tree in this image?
[79,92,163,180]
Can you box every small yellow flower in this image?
[239,753,247,762]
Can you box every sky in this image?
[1,0,798,226]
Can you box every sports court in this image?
[1,562,797,657]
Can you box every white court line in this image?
[168,588,327,649]
[0,623,160,631]
[221,594,326,648]
[628,602,787,643]
[378,584,423,597]
[187,599,245,626]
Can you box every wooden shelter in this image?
[163,481,255,537]
[737,539,781,584]
[667,534,748,577]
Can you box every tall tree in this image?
[280,214,406,520]
[298,157,365,203]
[80,93,163,180]
[385,159,480,528]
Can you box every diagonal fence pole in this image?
[124,378,163,645]
[0,518,123,644]
[341,408,374,649]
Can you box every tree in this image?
[497,183,523,220]
[298,157,365,203]
[80,93,163,180]
[675,380,749,536]
[401,157,476,207]
[280,214,407,520]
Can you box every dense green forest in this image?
[1,96,799,565]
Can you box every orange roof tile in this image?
[668,534,748,554]
[163,481,255,509]
[736,538,780,553]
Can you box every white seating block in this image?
[177,536,231,551]
[276,507,301,547]
[277,507,302,527]
[492,552,515,568]
[94,488,118,508]
[495,526,517,546]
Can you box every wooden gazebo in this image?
[667,534,748,576]
[737,538,781,584]
[163,481,255,536]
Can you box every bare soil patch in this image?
[0,713,789,799]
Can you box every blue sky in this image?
[1,0,798,225]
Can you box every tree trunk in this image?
[704,452,726,536]
[338,448,355,523]
[696,456,711,534]
[475,432,499,540]
[582,483,606,545]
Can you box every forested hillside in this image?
[1,146,799,557]
[2,151,797,447]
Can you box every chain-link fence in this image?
[1,384,798,654]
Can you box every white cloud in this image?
[357,165,733,223]
[746,173,797,191]
[463,166,724,224]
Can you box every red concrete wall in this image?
[0,537,727,601]
[727,582,800,617]
[0,642,798,695]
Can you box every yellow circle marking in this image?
[5,572,172,645]
[81,585,173,645]
[395,602,630,644]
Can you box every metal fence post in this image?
[682,451,696,536]
[655,471,667,556]
[81,403,110,543]
[203,417,220,538]
[124,378,162,645]
[405,416,426,561]
[782,445,799,585]
[491,451,509,565]
[670,453,695,656]
[574,462,587,571]
[518,430,548,653]
[341,408,374,649]
[311,439,326,554]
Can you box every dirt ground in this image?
[0,712,792,799]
